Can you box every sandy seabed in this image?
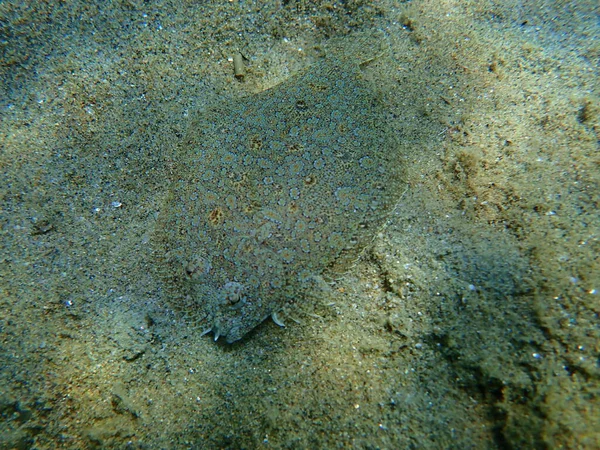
[1,1,598,449]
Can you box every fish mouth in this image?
[208,311,275,343]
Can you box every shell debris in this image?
[233,53,245,79]
[156,52,404,343]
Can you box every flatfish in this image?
[156,54,403,342]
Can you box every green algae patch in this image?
[156,55,404,342]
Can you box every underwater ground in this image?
[1,1,598,448]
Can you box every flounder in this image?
[156,53,403,342]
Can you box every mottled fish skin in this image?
[156,56,403,343]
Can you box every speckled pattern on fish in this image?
[156,55,403,342]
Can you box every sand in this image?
[0,0,598,448]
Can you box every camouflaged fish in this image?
[156,53,403,342]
